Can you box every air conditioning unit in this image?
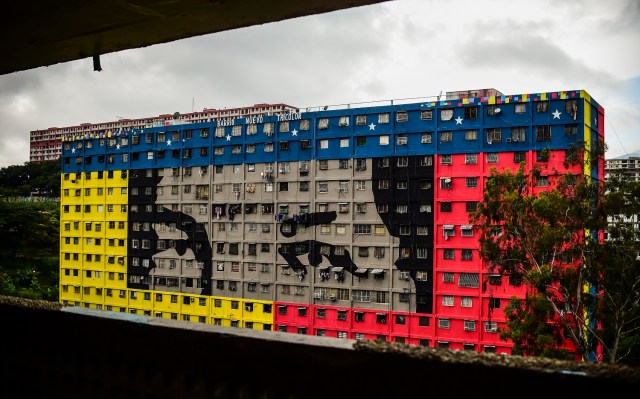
[329,295,336,301]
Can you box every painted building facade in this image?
[30,103,299,162]
[59,89,605,355]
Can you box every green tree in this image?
[470,163,640,364]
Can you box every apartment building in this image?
[30,103,299,162]
[59,89,604,355]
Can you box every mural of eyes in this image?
[128,171,213,295]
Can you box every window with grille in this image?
[489,298,501,309]
[461,249,473,260]
[465,153,477,164]
[442,296,454,306]
[466,177,478,188]
[438,319,450,329]
[514,151,526,163]
[421,133,432,143]
[356,115,366,125]
[536,125,551,141]
[440,154,452,165]
[464,320,476,331]
[354,224,371,234]
[440,202,452,212]
[440,131,453,142]
[461,225,474,236]
[487,128,502,143]
[486,153,498,163]
[443,249,455,260]
[443,272,454,283]
[378,113,390,124]
[397,157,408,167]
[458,273,479,288]
[396,111,408,122]
[397,135,408,145]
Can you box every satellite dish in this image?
[494,107,501,114]
[444,178,451,183]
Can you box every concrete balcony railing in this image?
[1,295,638,398]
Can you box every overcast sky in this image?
[1,0,638,167]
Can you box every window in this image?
[440,202,452,212]
[440,154,452,165]
[489,298,502,309]
[465,153,477,164]
[357,136,366,146]
[466,177,478,188]
[318,181,328,193]
[397,157,408,167]
[443,272,454,283]
[440,131,452,142]
[515,103,526,113]
[514,151,526,163]
[442,295,454,307]
[354,312,365,322]
[338,159,349,169]
[396,111,408,122]
[318,118,329,129]
[397,135,408,145]
[458,273,479,288]
[461,249,473,260]
[486,153,498,163]
[536,175,549,187]
[438,319,450,329]
[300,119,310,130]
[440,109,453,121]
[536,125,551,142]
[485,321,498,333]
[487,128,502,144]
[461,225,474,236]
[464,320,476,332]
[536,101,549,113]
[421,133,432,143]
[356,115,366,125]
[487,104,501,116]
[443,249,455,260]
[378,113,390,123]
[339,116,349,126]
[511,127,526,142]
[464,107,478,119]
[440,177,452,190]
[421,109,432,120]
[565,124,578,136]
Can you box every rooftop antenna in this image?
[437,90,442,101]
[192,97,194,113]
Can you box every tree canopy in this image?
[0,160,60,198]
[470,164,640,365]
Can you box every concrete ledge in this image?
[1,295,638,398]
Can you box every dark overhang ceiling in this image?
[1,0,389,76]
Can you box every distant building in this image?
[605,152,640,182]
[29,103,300,162]
[58,89,604,356]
